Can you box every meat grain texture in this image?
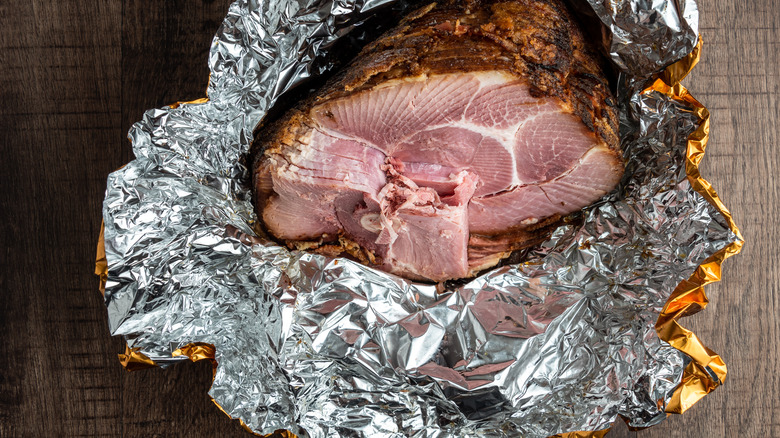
[253,0,623,282]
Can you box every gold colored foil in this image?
[173,342,218,374]
[95,222,107,295]
[118,344,158,371]
[95,36,742,437]
[649,38,744,416]
[167,97,210,109]
[554,429,610,438]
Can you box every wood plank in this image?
[120,0,227,137]
[0,0,777,436]
[0,1,125,437]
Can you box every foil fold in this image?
[100,0,741,436]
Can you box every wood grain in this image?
[0,0,776,437]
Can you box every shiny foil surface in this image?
[100,0,740,436]
[583,0,699,75]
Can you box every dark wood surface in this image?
[0,0,776,436]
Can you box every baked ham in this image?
[253,0,623,282]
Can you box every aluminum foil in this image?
[581,0,699,75]
[101,0,738,436]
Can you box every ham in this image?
[253,0,623,282]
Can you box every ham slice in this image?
[253,0,623,281]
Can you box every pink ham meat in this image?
[253,0,623,282]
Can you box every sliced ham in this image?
[253,0,623,282]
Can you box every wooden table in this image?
[1,0,776,436]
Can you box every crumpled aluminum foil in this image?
[582,0,699,75]
[101,0,734,436]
